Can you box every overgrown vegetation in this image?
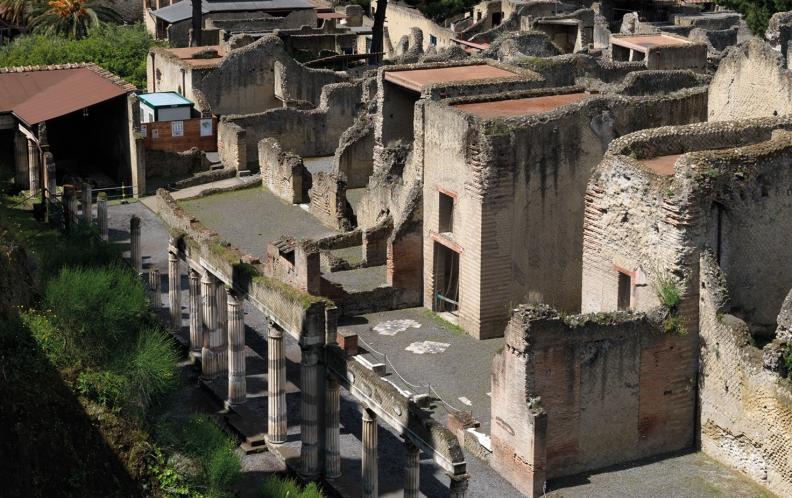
[716,0,792,35]
[0,0,122,39]
[0,23,160,87]
[262,476,324,498]
[410,0,479,23]
[784,345,792,380]
[652,271,686,335]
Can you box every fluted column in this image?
[300,344,321,479]
[168,249,181,330]
[227,290,246,405]
[449,474,470,498]
[188,268,202,358]
[216,284,228,373]
[362,408,378,498]
[325,376,341,479]
[148,266,161,310]
[97,192,108,241]
[201,271,221,379]
[27,140,40,196]
[130,215,142,274]
[404,439,420,498]
[81,183,92,224]
[267,321,287,444]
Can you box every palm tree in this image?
[31,0,121,39]
[0,0,37,26]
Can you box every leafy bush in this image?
[0,23,161,88]
[715,0,792,35]
[46,264,148,365]
[20,310,77,368]
[418,0,478,22]
[653,273,682,310]
[261,476,324,498]
[122,327,179,412]
[77,369,129,410]
[785,345,792,380]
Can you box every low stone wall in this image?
[699,252,792,497]
[259,138,310,203]
[145,148,211,181]
[217,121,247,170]
[491,304,697,496]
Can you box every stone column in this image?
[300,344,321,479]
[168,249,181,330]
[267,321,287,444]
[27,140,40,196]
[81,183,92,224]
[188,268,202,358]
[227,290,246,405]
[201,271,221,379]
[404,439,420,498]
[62,185,75,232]
[148,266,161,310]
[216,284,229,373]
[449,474,470,498]
[325,376,341,480]
[130,215,142,274]
[361,408,378,498]
[97,192,108,241]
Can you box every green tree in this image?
[30,0,121,39]
[716,0,792,35]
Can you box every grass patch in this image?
[261,476,324,498]
[422,309,466,335]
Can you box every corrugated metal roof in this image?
[152,0,314,23]
[0,64,134,126]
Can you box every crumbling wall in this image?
[491,305,697,496]
[334,117,375,189]
[372,0,455,52]
[220,81,362,165]
[309,172,356,231]
[196,35,347,116]
[217,121,247,170]
[259,138,310,203]
[699,252,792,498]
[145,148,211,180]
[709,38,792,121]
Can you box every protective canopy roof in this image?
[151,0,314,24]
[0,64,135,126]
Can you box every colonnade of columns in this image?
[147,236,469,497]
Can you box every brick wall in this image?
[259,138,309,203]
[491,305,697,495]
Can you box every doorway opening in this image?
[434,242,460,319]
[617,271,632,311]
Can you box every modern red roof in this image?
[0,63,135,126]
[639,154,681,176]
[384,64,518,92]
[452,92,590,118]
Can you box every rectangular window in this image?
[617,272,632,311]
[430,35,437,46]
[439,191,454,233]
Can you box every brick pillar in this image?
[27,140,40,196]
[201,272,221,379]
[267,321,287,444]
[81,183,92,224]
[97,192,108,241]
[216,284,228,373]
[361,408,378,498]
[300,344,321,479]
[148,266,161,310]
[325,376,341,479]
[130,215,142,274]
[404,439,420,498]
[168,249,181,330]
[227,290,246,405]
[188,268,202,357]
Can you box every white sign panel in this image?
[171,120,184,137]
[200,118,213,137]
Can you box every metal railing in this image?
[91,184,135,201]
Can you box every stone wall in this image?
[220,81,362,166]
[259,138,310,203]
[145,148,211,181]
[334,117,375,189]
[372,0,455,52]
[309,172,356,231]
[709,38,792,121]
[421,84,707,339]
[699,252,792,497]
[491,305,697,496]
[217,121,246,171]
[166,9,317,47]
